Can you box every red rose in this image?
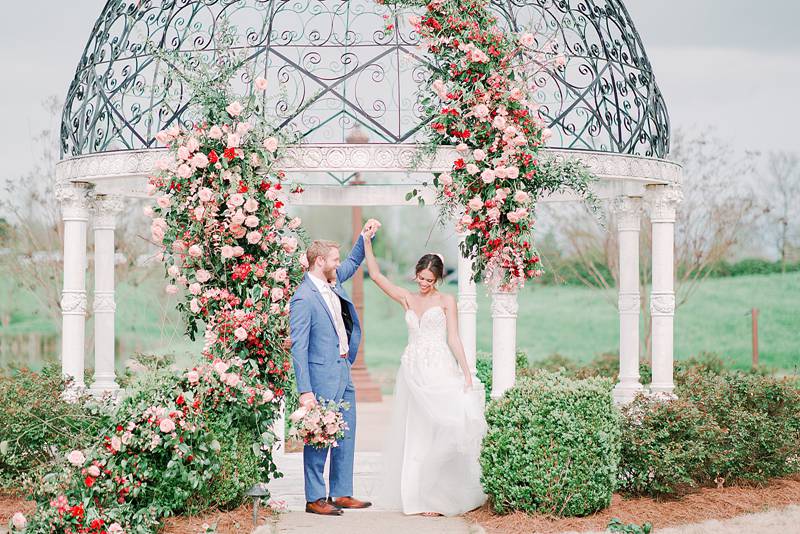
[208,150,219,163]
[176,394,185,406]
[84,475,95,487]
[223,147,237,160]
[453,158,465,170]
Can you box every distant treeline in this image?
[539,258,800,287]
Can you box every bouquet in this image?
[288,398,349,449]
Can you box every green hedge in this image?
[475,351,529,404]
[480,371,621,516]
[618,368,800,496]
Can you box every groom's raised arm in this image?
[335,234,366,283]
[289,296,313,394]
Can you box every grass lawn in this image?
[2,269,798,377]
[361,271,800,378]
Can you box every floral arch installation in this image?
[61,0,671,174]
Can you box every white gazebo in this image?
[55,0,681,404]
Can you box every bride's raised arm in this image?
[363,230,410,306]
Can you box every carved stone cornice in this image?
[55,145,683,195]
[611,196,643,232]
[645,184,684,223]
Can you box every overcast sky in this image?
[1,0,798,182]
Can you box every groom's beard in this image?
[323,266,337,284]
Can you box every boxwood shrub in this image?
[480,371,621,516]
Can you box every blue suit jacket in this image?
[290,235,365,398]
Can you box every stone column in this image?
[56,182,92,390]
[490,288,519,399]
[612,196,644,403]
[457,233,478,374]
[646,185,683,396]
[90,195,123,396]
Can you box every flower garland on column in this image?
[18,45,308,534]
[384,0,596,290]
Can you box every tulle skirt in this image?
[379,359,487,516]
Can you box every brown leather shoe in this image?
[306,498,343,515]
[328,496,373,509]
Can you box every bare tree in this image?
[538,128,765,359]
[763,151,800,271]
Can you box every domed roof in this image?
[60,0,670,159]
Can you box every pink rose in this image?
[289,405,309,423]
[492,115,507,130]
[193,206,205,220]
[247,231,263,244]
[177,164,193,179]
[299,254,309,268]
[288,217,302,229]
[151,224,166,243]
[190,299,201,314]
[186,137,200,152]
[188,244,203,258]
[226,101,244,117]
[67,450,86,466]
[439,172,453,186]
[468,197,483,211]
[155,130,171,144]
[487,207,501,221]
[271,287,285,301]
[231,210,246,226]
[196,269,211,283]
[208,125,223,139]
[198,187,214,202]
[233,246,245,257]
[514,190,529,203]
[541,128,553,141]
[226,132,241,149]
[225,373,241,387]
[466,163,479,175]
[156,196,171,209]
[191,152,209,168]
[165,284,178,295]
[109,523,124,534]
[177,146,190,161]
[11,512,27,531]
[520,32,535,47]
[186,370,199,383]
[188,283,201,295]
[507,166,520,179]
[143,206,154,217]
[159,418,176,433]
[263,137,279,152]
[229,193,245,207]
[167,265,181,278]
[244,197,259,212]
[473,104,490,119]
[111,436,122,452]
[481,169,496,184]
[245,215,259,228]
[234,327,248,341]
[271,268,288,282]
[230,224,247,239]
[456,143,468,152]
[262,389,275,403]
[221,246,235,259]
[473,149,486,161]
[281,236,298,254]
[88,465,100,477]
[495,166,508,179]
[255,76,269,91]
[213,360,229,375]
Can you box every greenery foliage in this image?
[480,371,621,516]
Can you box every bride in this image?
[362,227,487,516]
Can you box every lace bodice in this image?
[401,306,459,372]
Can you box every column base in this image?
[89,381,121,399]
[612,381,644,405]
[351,367,383,402]
[649,383,676,397]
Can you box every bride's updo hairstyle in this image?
[415,254,445,282]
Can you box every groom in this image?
[290,219,381,516]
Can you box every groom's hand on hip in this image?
[299,392,317,408]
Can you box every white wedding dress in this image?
[379,305,487,516]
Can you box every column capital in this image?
[92,195,125,230]
[645,184,683,223]
[491,289,519,318]
[611,196,643,231]
[56,182,93,222]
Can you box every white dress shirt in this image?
[308,273,349,356]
